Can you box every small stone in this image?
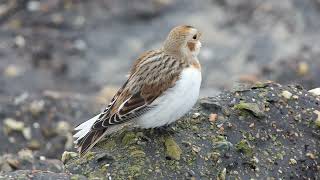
[313,110,320,128]
[55,121,71,134]
[29,100,45,116]
[27,1,40,11]
[209,113,217,122]
[249,123,254,128]
[3,65,20,78]
[292,95,299,99]
[6,158,19,169]
[306,153,316,160]
[234,102,265,118]
[14,93,29,105]
[18,149,33,160]
[27,140,41,150]
[61,151,78,164]
[39,156,46,160]
[22,127,32,140]
[217,168,226,180]
[289,158,297,165]
[281,90,292,99]
[4,118,24,132]
[309,88,320,96]
[297,62,309,76]
[15,35,26,48]
[191,145,201,153]
[192,113,200,119]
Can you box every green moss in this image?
[212,135,233,153]
[235,139,253,157]
[164,136,182,160]
[70,175,83,180]
[102,139,116,150]
[130,149,146,158]
[128,165,142,177]
[234,102,265,118]
[84,151,95,161]
[122,132,138,145]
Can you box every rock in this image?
[55,121,71,134]
[63,83,320,179]
[281,90,293,99]
[17,149,33,160]
[22,127,32,140]
[61,151,78,164]
[29,100,45,116]
[234,102,265,118]
[309,88,320,96]
[314,110,320,128]
[3,65,21,78]
[209,113,217,123]
[27,140,41,150]
[3,118,24,133]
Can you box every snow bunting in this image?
[74,25,202,155]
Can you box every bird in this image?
[73,25,202,156]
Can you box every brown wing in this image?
[77,50,186,155]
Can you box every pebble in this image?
[306,152,316,160]
[281,90,292,99]
[3,65,20,78]
[22,127,32,140]
[313,110,320,128]
[61,151,78,164]
[289,158,297,165]
[192,112,200,119]
[209,113,217,122]
[15,35,26,48]
[309,88,320,96]
[56,121,71,134]
[27,140,41,150]
[4,118,24,132]
[29,100,45,116]
[18,149,33,160]
[27,1,40,11]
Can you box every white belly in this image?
[137,67,201,128]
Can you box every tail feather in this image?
[73,114,100,144]
[74,114,108,156]
[78,129,107,156]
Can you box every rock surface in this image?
[63,82,319,179]
[2,82,317,179]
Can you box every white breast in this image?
[137,67,201,128]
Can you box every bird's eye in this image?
[193,34,197,40]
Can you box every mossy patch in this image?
[234,102,265,118]
[122,132,138,145]
[164,136,182,160]
[235,139,253,157]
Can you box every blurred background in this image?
[0,0,319,160]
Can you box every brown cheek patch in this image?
[187,42,195,51]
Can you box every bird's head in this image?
[163,25,202,58]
